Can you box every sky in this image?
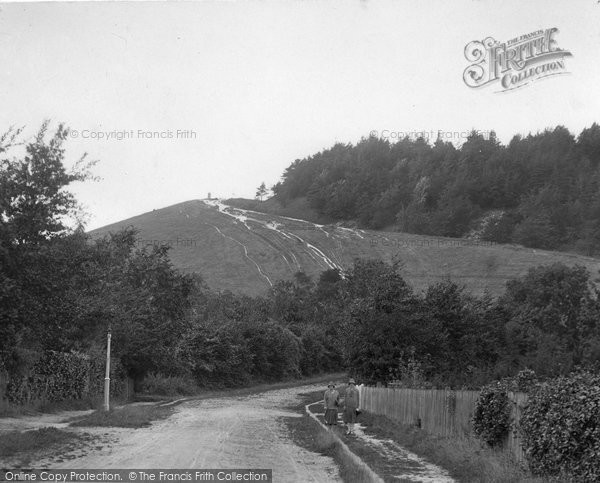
[1,0,599,230]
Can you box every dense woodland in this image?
[2,124,600,397]
[272,125,600,256]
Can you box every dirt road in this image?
[38,384,341,483]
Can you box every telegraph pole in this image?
[104,327,112,411]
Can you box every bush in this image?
[244,320,301,380]
[472,381,511,447]
[86,346,129,399]
[520,371,600,480]
[299,327,330,376]
[6,351,89,404]
[472,370,538,447]
[140,374,199,396]
[184,323,253,388]
[5,349,129,405]
[182,319,302,388]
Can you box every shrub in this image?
[6,351,89,404]
[299,327,330,376]
[472,381,511,447]
[472,370,538,447]
[5,349,129,405]
[86,346,129,399]
[520,371,600,480]
[140,374,199,396]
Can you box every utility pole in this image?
[104,327,112,411]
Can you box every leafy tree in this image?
[255,181,268,201]
[499,263,599,376]
[269,124,600,255]
[0,123,95,373]
[340,259,417,383]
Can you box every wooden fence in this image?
[360,386,528,463]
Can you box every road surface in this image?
[36,384,341,483]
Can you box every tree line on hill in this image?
[272,125,600,256]
[2,124,600,400]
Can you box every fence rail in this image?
[360,386,528,463]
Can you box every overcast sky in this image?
[1,0,599,230]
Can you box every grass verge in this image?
[0,427,86,465]
[307,396,412,482]
[284,391,376,483]
[70,403,175,428]
[357,411,554,483]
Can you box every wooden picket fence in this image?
[506,391,528,463]
[360,386,528,463]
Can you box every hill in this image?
[89,199,600,297]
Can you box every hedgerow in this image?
[519,371,600,480]
[5,350,127,405]
[6,351,89,404]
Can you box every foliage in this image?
[389,348,431,389]
[6,351,89,404]
[520,371,600,480]
[0,123,96,373]
[340,259,417,383]
[472,369,539,449]
[472,381,511,447]
[139,374,199,396]
[500,263,600,377]
[255,181,268,201]
[4,348,129,405]
[180,313,301,388]
[272,125,600,255]
[3,121,600,406]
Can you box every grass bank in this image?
[70,402,176,428]
[0,427,88,466]
[296,390,555,483]
[284,391,376,483]
[357,411,555,483]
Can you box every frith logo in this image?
[463,28,572,92]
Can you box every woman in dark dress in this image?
[323,382,339,426]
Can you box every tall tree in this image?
[0,123,95,373]
[255,181,268,201]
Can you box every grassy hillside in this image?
[90,199,600,297]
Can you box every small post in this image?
[104,328,112,411]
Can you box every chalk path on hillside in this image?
[34,384,341,483]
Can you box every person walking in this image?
[323,382,339,426]
[343,378,360,435]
